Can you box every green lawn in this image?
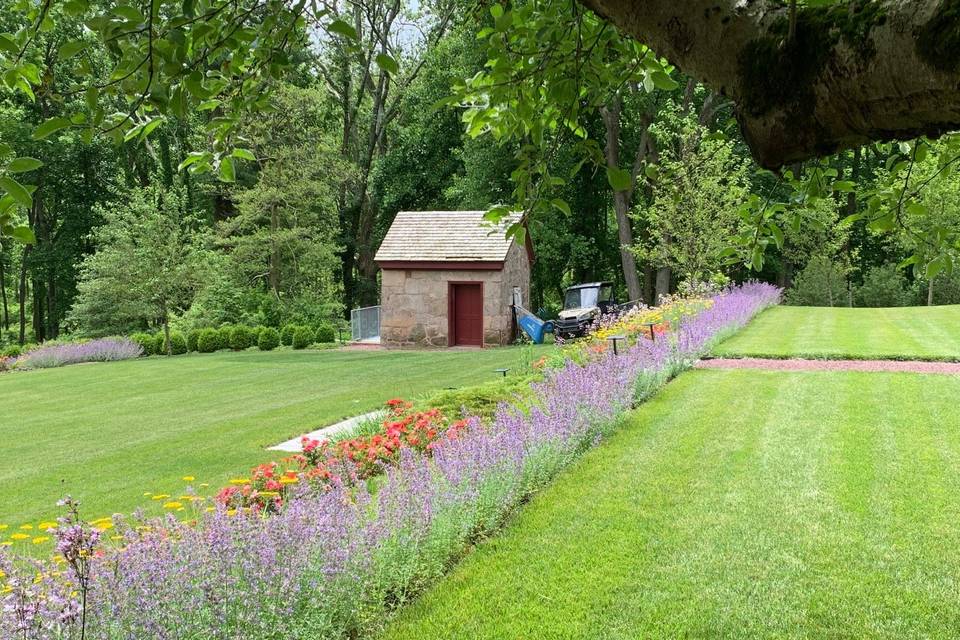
[1,347,535,526]
[384,368,960,639]
[714,304,960,360]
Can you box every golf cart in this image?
[552,281,618,340]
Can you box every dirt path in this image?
[698,357,960,375]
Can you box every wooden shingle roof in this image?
[375,211,522,264]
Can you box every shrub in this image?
[258,327,281,351]
[168,332,188,355]
[785,256,849,306]
[280,324,296,347]
[153,333,168,355]
[229,325,257,351]
[217,325,234,351]
[186,329,202,352]
[196,328,220,353]
[314,323,336,344]
[854,264,913,307]
[291,326,314,350]
[1,344,21,358]
[130,332,155,356]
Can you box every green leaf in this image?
[57,40,89,61]
[9,225,35,244]
[649,70,679,91]
[231,148,255,161]
[644,164,659,181]
[490,4,503,18]
[926,257,946,280]
[606,166,631,191]
[375,53,399,75]
[0,176,32,208]
[832,180,855,193]
[0,34,17,56]
[327,19,358,41]
[550,198,571,216]
[140,118,164,139]
[219,156,235,182]
[6,157,43,173]
[32,117,71,140]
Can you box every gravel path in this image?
[698,357,960,375]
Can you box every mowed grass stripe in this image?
[383,369,960,639]
[714,305,960,360]
[0,348,536,525]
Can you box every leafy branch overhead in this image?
[0,0,400,243]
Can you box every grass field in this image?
[1,347,536,526]
[714,304,960,360]
[384,368,960,639]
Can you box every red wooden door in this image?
[451,283,483,346]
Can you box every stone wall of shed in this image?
[380,244,530,348]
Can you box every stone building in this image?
[374,211,532,347]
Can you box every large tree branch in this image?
[581,0,960,168]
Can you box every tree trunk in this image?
[269,205,280,297]
[0,244,8,332]
[162,306,172,356]
[655,266,671,304]
[600,97,643,303]
[18,248,27,344]
[928,277,935,306]
[580,0,960,168]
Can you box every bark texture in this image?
[581,0,960,168]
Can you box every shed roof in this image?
[375,211,523,264]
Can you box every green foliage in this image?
[291,326,314,350]
[854,264,913,307]
[257,327,281,351]
[153,333,167,356]
[69,184,209,336]
[1,344,21,358]
[314,323,336,344]
[450,0,677,238]
[129,333,154,356]
[196,328,220,354]
[633,115,750,282]
[168,331,188,355]
[280,324,296,347]
[229,325,257,351]
[417,375,540,422]
[186,329,201,353]
[217,326,234,351]
[785,256,850,307]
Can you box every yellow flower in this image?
[0,542,11,547]
[38,521,57,531]
[163,502,183,510]
[0,524,8,531]
[228,478,249,485]
[110,535,124,541]
[10,533,30,541]
[93,522,114,531]
[182,476,195,482]
[199,483,209,488]
[178,495,198,501]
[258,491,279,497]
[143,492,153,497]
[205,507,216,513]
[151,494,171,500]
[1,585,11,594]
[32,536,50,545]
[226,509,237,517]
[19,524,33,530]
[279,476,298,485]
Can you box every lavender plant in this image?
[13,338,142,371]
[0,283,779,639]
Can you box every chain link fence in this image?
[350,305,381,342]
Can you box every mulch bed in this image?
[698,357,960,375]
